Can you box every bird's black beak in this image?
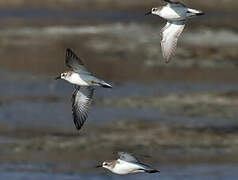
[145,11,152,16]
[55,75,61,80]
[96,165,102,168]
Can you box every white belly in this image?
[112,161,143,175]
[68,73,89,86]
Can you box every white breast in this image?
[67,73,89,86]
[112,160,143,175]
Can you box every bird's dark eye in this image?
[152,8,157,12]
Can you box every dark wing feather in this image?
[71,86,94,130]
[118,152,159,172]
[162,0,186,7]
[65,48,91,74]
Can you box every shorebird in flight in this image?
[55,48,112,130]
[96,152,159,175]
[146,0,204,63]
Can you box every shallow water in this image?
[0,163,237,180]
[1,71,238,131]
[1,74,237,178]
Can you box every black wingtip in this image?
[66,48,72,52]
[102,84,112,88]
[99,82,112,88]
[75,125,82,131]
[66,48,75,57]
[196,12,205,16]
[163,0,172,3]
[73,113,85,131]
[66,48,84,65]
[145,169,160,173]
[74,120,83,131]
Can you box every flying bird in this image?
[145,0,204,63]
[55,48,112,130]
[96,152,159,175]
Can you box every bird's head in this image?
[55,71,72,81]
[96,160,115,171]
[145,7,162,16]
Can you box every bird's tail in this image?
[187,8,205,16]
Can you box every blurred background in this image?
[0,0,238,179]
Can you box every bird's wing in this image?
[118,152,140,163]
[65,48,91,74]
[162,0,186,7]
[71,86,94,130]
[134,161,159,173]
[160,21,185,63]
